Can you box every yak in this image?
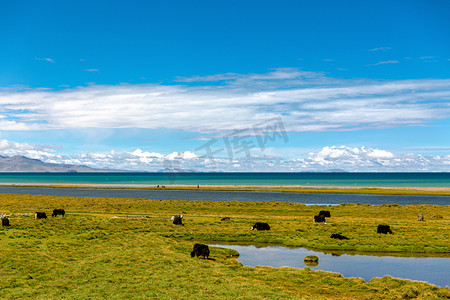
[319,210,331,218]
[191,244,210,259]
[377,224,393,234]
[35,212,47,219]
[52,209,65,217]
[1,217,10,227]
[330,233,349,240]
[171,214,183,225]
[251,222,270,230]
[314,215,326,223]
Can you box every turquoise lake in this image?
[0,172,449,187]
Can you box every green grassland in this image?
[1,193,449,299]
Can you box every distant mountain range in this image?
[157,168,197,173]
[324,169,348,173]
[0,155,113,172]
[0,155,350,173]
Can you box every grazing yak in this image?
[417,213,424,221]
[52,209,65,217]
[251,222,270,230]
[330,233,349,240]
[35,212,47,219]
[191,243,210,259]
[319,210,331,218]
[314,215,326,223]
[171,214,183,225]
[377,224,393,234]
[221,217,230,221]
[2,217,10,227]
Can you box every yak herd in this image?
[182,209,404,259]
[1,206,425,261]
[0,209,65,226]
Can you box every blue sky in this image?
[0,0,449,171]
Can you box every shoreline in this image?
[1,182,450,196]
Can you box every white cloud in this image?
[369,60,399,66]
[369,47,392,52]
[175,68,324,85]
[35,57,55,63]
[0,139,61,161]
[84,69,99,72]
[0,68,450,134]
[366,148,394,159]
[0,139,448,172]
[293,146,450,172]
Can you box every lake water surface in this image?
[211,244,450,287]
[0,186,449,205]
[1,172,449,187]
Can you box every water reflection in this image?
[211,244,450,287]
[304,260,319,267]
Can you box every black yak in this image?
[1,217,10,227]
[251,222,270,230]
[191,244,210,259]
[319,210,331,218]
[377,224,393,234]
[330,233,349,240]
[314,215,326,223]
[52,209,65,217]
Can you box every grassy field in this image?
[1,193,449,299]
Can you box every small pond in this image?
[210,244,450,287]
